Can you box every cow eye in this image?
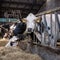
[22,18,27,23]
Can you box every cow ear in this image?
[22,18,27,23]
[35,17,42,23]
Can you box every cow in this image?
[21,13,42,42]
[5,21,26,47]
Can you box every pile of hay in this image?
[0,38,8,47]
[0,47,42,60]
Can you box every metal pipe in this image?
[36,7,60,16]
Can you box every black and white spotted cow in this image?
[22,13,41,41]
[5,22,26,47]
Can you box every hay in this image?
[0,47,42,60]
[0,38,8,47]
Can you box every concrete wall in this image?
[38,0,60,13]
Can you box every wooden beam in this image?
[1,6,38,11]
[1,1,42,6]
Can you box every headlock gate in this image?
[32,7,60,49]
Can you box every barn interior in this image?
[0,0,46,18]
[0,0,60,60]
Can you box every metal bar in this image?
[50,14,52,37]
[33,22,36,42]
[36,7,60,16]
[54,12,60,47]
[1,6,38,11]
[55,12,60,30]
[20,10,22,19]
[43,15,46,45]
[41,17,42,43]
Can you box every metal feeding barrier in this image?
[32,7,60,49]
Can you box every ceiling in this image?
[0,0,46,18]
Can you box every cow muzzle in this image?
[27,28,33,33]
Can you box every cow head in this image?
[22,13,41,33]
